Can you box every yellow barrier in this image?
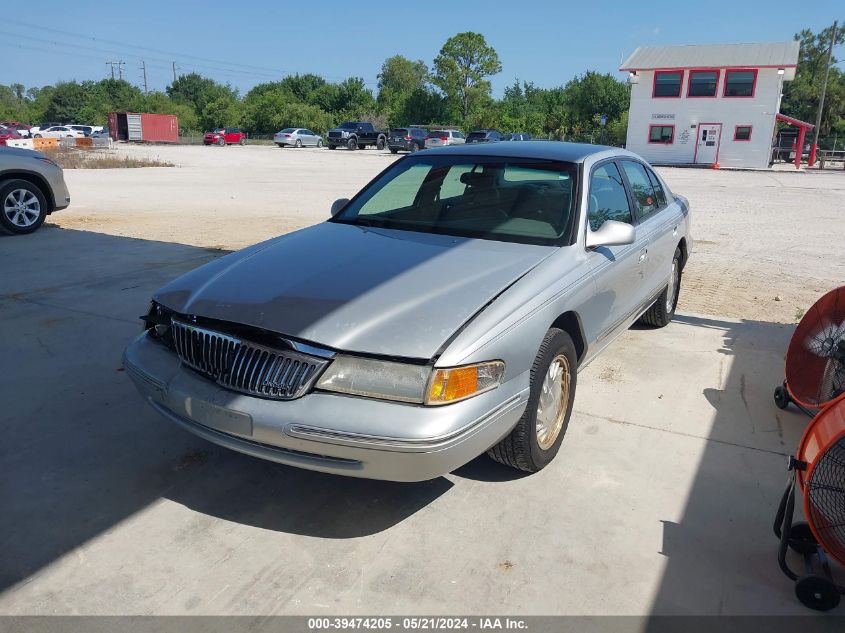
[33,137,58,150]
[76,137,93,147]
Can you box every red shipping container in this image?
[139,113,178,143]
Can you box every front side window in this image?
[334,156,578,245]
[688,70,719,97]
[588,163,633,231]
[724,69,757,97]
[653,71,682,97]
[649,125,674,144]
[620,161,659,220]
[734,125,752,141]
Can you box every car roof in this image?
[419,140,632,163]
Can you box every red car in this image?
[203,127,247,146]
[0,125,22,145]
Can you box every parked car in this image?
[67,125,94,137]
[387,127,428,153]
[465,129,502,143]
[424,129,466,148]
[91,127,110,139]
[0,146,71,234]
[326,121,387,150]
[0,121,31,137]
[204,127,247,146]
[503,133,531,141]
[273,128,323,148]
[30,123,63,136]
[0,126,22,145]
[124,142,691,481]
[32,126,84,139]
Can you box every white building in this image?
[620,42,811,169]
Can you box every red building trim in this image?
[686,68,721,98]
[652,70,684,98]
[733,125,752,141]
[723,68,758,98]
[648,124,675,144]
[621,63,796,71]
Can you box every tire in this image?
[217,138,225,146]
[390,148,399,154]
[328,145,336,150]
[358,144,366,150]
[239,138,246,146]
[795,575,841,611]
[638,247,682,327]
[317,139,323,148]
[786,522,818,556]
[376,137,386,150]
[33,134,42,138]
[0,179,49,235]
[347,138,357,150]
[276,143,284,148]
[410,143,419,153]
[774,385,790,410]
[295,139,302,148]
[488,328,577,473]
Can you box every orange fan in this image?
[775,286,845,413]
[774,400,845,611]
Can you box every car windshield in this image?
[332,155,578,245]
[339,122,358,129]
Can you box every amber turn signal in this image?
[426,361,505,405]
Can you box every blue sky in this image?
[2,0,841,96]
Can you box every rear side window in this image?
[620,161,658,220]
[588,163,633,231]
[645,168,668,209]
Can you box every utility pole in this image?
[809,20,838,166]
[172,61,178,83]
[140,60,148,94]
[106,60,119,79]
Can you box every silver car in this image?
[274,128,323,148]
[124,142,691,481]
[0,146,71,234]
[424,129,466,149]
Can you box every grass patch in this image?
[45,148,174,169]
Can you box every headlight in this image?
[316,356,505,406]
[316,355,431,403]
[426,361,505,405]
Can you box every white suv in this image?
[424,129,465,148]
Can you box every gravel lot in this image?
[54,143,845,323]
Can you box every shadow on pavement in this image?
[0,226,451,592]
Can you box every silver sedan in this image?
[273,128,323,148]
[124,142,691,481]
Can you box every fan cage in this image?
[785,286,845,409]
[804,431,845,566]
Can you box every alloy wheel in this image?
[3,188,41,228]
[535,354,571,450]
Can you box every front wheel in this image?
[389,148,399,154]
[328,144,336,150]
[276,143,284,148]
[0,179,48,235]
[217,138,225,146]
[239,138,246,146]
[33,134,42,138]
[638,247,682,328]
[488,328,577,473]
[317,139,323,148]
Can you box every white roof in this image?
[620,41,799,70]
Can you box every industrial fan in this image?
[773,399,845,610]
[774,285,845,413]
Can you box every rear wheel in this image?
[239,137,246,146]
[347,138,357,150]
[390,148,399,154]
[410,143,418,153]
[295,139,302,148]
[33,134,42,138]
[0,179,48,235]
[376,137,386,150]
[328,145,336,150]
[639,247,682,328]
[488,328,577,473]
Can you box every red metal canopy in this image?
[776,113,814,168]
[776,113,814,129]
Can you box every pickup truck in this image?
[327,121,387,151]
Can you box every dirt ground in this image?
[53,143,845,323]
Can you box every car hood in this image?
[154,222,554,359]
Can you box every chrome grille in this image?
[170,319,330,400]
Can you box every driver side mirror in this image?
[330,198,349,218]
[585,220,635,249]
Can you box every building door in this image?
[695,123,722,164]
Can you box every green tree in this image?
[377,55,430,126]
[167,73,238,116]
[432,32,502,122]
[44,82,88,122]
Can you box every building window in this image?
[687,69,719,97]
[734,125,752,141]
[653,71,683,98]
[724,69,757,97]
[649,125,675,144]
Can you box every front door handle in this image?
[639,249,648,263]
[673,225,678,237]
